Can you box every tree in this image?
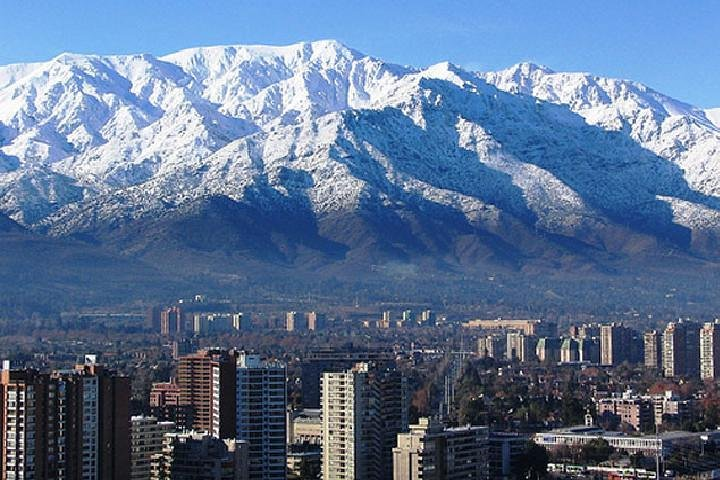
[581,438,614,465]
[512,442,549,479]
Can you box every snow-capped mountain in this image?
[1,40,719,270]
[707,108,720,129]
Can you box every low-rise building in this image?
[534,426,705,457]
[596,392,654,432]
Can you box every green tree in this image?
[581,438,614,465]
[512,442,549,479]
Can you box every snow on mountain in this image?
[479,64,720,194]
[1,41,720,259]
[707,108,720,129]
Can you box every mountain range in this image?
[1,40,719,312]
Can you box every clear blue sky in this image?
[1,0,717,107]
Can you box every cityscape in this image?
[1,1,720,479]
[4,300,720,479]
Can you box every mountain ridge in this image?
[1,40,720,310]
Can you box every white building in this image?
[321,362,408,480]
[534,426,706,457]
[236,353,286,480]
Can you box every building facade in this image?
[150,432,248,480]
[644,330,662,369]
[321,362,408,480]
[392,417,489,480]
[700,320,720,380]
[130,416,176,480]
[0,359,131,480]
[235,354,286,480]
[177,349,237,439]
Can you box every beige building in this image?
[286,311,302,331]
[288,409,322,445]
[600,323,634,366]
[644,330,662,368]
[321,362,407,480]
[379,311,392,329]
[477,335,504,359]
[700,320,720,380]
[131,416,176,480]
[505,332,536,362]
[306,311,324,331]
[393,417,489,480]
[464,319,547,336]
[596,394,653,432]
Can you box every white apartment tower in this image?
[321,362,408,480]
[236,353,287,480]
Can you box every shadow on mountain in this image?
[0,222,189,313]
[416,78,720,250]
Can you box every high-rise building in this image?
[173,338,199,360]
[150,381,193,430]
[535,337,561,363]
[663,322,685,377]
[160,307,184,336]
[177,349,238,438]
[477,335,504,360]
[321,362,408,480]
[644,330,662,368]
[463,319,555,337]
[0,368,53,479]
[285,311,301,332]
[560,338,580,363]
[577,337,600,364]
[488,432,530,480]
[146,306,162,331]
[0,358,131,480]
[130,416,176,480]
[150,432,249,480]
[505,332,536,362]
[700,321,720,381]
[73,358,132,480]
[300,348,395,409]
[235,354,286,480]
[379,311,392,329]
[600,323,639,366]
[419,310,436,326]
[193,313,243,335]
[392,417,489,480]
[663,320,700,378]
[685,321,701,378]
[306,312,324,331]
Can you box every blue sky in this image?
[1,1,717,107]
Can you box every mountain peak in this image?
[161,39,363,65]
[508,61,556,76]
